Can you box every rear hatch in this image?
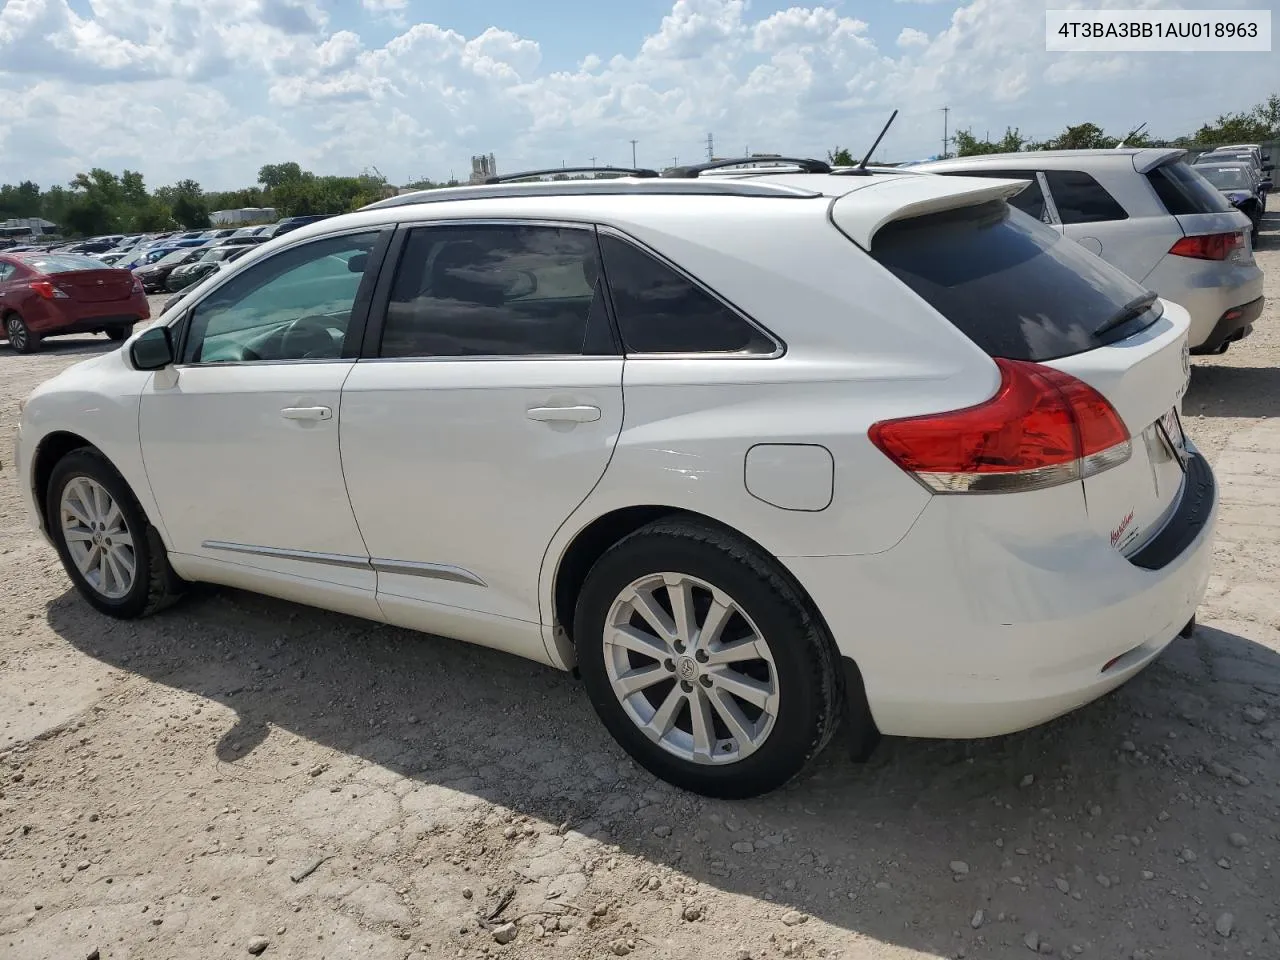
[859,192,1191,557]
[1142,156,1254,269]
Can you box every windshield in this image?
[1199,166,1253,190]
[156,250,194,266]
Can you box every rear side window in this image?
[599,234,776,354]
[871,200,1159,362]
[380,224,608,358]
[937,171,1048,222]
[1043,170,1128,223]
[1146,161,1234,215]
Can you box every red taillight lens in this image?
[131,275,145,294]
[29,280,69,300]
[869,359,1131,494]
[1168,231,1244,261]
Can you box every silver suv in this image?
[918,149,1263,354]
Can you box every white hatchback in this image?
[12,167,1217,797]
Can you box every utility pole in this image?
[942,106,950,158]
[590,155,596,168]
[672,156,679,169]
[706,132,714,161]
[630,140,638,167]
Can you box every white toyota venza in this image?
[12,165,1217,797]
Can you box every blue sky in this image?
[0,0,1275,191]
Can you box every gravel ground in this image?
[2,218,1279,960]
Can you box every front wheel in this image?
[5,313,36,353]
[46,449,184,619]
[106,325,133,342]
[574,517,845,798]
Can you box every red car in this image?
[0,252,150,353]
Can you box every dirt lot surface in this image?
[2,217,1279,960]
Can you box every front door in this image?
[139,229,389,596]
[339,221,623,633]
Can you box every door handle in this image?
[281,406,332,421]
[526,404,601,423]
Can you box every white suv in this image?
[917,149,1264,354]
[12,167,1217,797]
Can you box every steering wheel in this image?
[280,314,340,359]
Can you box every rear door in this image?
[339,221,624,631]
[1041,169,1176,281]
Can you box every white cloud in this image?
[362,0,408,9]
[897,27,929,48]
[0,0,1274,189]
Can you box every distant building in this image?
[469,154,497,184]
[0,217,58,238]
[210,206,278,226]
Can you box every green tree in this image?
[0,180,43,219]
[1032,122,1117,150]
[827,146,855,166]
[257,162,305,189]
[953,127,1029,157]
[171,193,211,228]
[1194,94,1280,145]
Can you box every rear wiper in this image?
[1094,292,1159,336]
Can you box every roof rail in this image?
[358,178,822,211]
[663,156,832,178]
[485,166,660,184]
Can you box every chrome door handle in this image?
[281,406,332,421]
[526,405,601,423]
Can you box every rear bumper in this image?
[783,451,1218,740]
[1190,296,1265,355]
[1144,257,1264,349]
[21,297,149,336]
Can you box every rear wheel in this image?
[46,449,184,619]
[5,313,36,353]
[574,517,844,798]
[107,325,134,342]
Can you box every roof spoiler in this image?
[830,176,1029,249]
[1131,148,1186,174]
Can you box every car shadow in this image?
[46,583,1280,957]
[1186,363,1280,418]
[0,335,121,357]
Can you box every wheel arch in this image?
[545,503,878,758]
[31,431,161,542]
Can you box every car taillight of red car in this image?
[29,280,70,300]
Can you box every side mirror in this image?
[1261,180,1273,191]
[129,325,174,371]
[347,253,368,273]
[1264,164,1275,173]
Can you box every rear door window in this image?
[870,200,1160,362]
[1146,161,1235,215]
[1042,170,1128,223]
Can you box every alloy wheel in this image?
[6,316,27,351]
[603,572,780,765]
[59,477,137,600]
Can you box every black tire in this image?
[46,448,184,619]
[5,313,37,353]
[574,516,846,799]
[106,325,133,342]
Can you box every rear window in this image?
[870,200,1160,362]
[1146,161,1234,215]
[19,254,111,274]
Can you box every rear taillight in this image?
[1169,231,1244,261]
[869,359,1131,494]
[131,275,145,294]
[29,280,69,300]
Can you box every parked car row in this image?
[12,153,1246,796]
[1190,143,1273,241]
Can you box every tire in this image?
[574,516,845,799]
[46,448,184,619]
[5,313,37,353]
[107,325,133,342]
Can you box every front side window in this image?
[182,231,380,364]
[598,234,776,354]
[379,224,606,358]
[1043,170,1129,224]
